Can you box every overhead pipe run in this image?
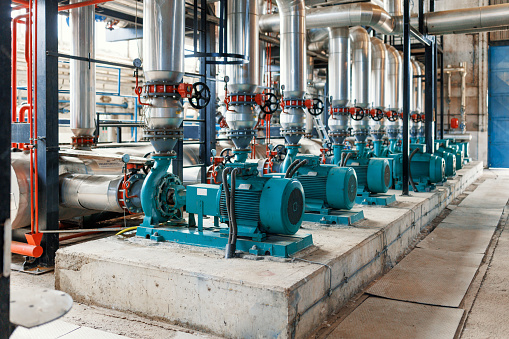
[425,4,509,35]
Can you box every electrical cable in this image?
[288,159,308,178]
[115,226,138,236]
[409,148,420,192]
[285,159,300,178]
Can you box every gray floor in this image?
[322,169,509,339]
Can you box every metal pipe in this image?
[277,0,307,145]
[328,27,350,108]
[460,62,467,134]
[260,3,396,35]
[370,37,387,140]
[350,27,371,143]
[385,44,402,140]
[59,174,125,213]
[411,59,422,113]
[350,27,371,108]
[70,0,96,139]
[425,4,509,35]
[225,0,260,151]
[11,241,43,258]
[143,0,185,153]
[402,0,410,196]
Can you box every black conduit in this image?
[230,168,239,251]
[342,152,352,167]
[339,152,346,167]
[288,159,309,178]
[285,159,301,178]
[409,148,419,192]
[222,167,235,258]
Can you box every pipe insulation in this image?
[260,3,396,35]
[225,0,260,150]
[70,0,96,139]
[277,0,307,145]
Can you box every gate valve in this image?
[320,148,329,164]
[177,83,194,99]
[369,108,385,121]
[411,113,421,123]
[349,107,365,121]
[272,144,287,162]
[386,110,399,122]
[305,98,324,116]
[220,148,234,163]
[399,112,404,119]
[218,116,229,128]
[189,82,211,109]
[256,93,279,114]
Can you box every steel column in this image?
[440,52,444,139]
[0,0,11,336]
[36,0,60,266]
[425,38,436,154]
[402,0,411,195]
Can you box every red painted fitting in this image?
[11,241,43,258]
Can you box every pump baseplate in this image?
[136,225,313,258]
[355,193,397,206]
[303,209,365,225]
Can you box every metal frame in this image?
[35,0,60,267]
[1,1,11,336]
[402,0,411,195]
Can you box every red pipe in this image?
[12,0,29,7]
[11,241,43,258]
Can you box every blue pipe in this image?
[333,144,344,165]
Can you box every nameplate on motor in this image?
[238,184,252,190]
[197,188,208,196]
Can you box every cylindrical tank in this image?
[70,0,95,139]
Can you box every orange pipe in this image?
[12,0,29,7]
[11,241,43,258]
[34,0,39,234]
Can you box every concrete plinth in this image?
[55,162,483,339]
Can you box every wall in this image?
[435,0,490,164]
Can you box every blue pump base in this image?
[136,224,313,258]
[394,181,436,192]
[303,209,365,225]
[355,192,396,206]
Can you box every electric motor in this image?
[346,157,392,194]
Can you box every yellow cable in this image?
[115,226,138,236]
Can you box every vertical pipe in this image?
[70,0,96,140]
[402,0,410,195]
[0,0,11,334]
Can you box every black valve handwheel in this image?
[371,108,385,121]
[189,82,211,109]
[308,98,324,116]
[260,93,279,114]
[351,107,365,121]
[272,144,287,162]
[411,114,421,123]
[220,148,234,163]
[386,110,399,122]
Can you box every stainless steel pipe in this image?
[70,0,96,139]
[328,27,350,108]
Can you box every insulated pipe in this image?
[70,0,96,139]
[386,44,403,112]
[411,59,422,114]
[370,37,387,110]
[350,27,371,108]
[260,3,396,35]
[350,27,371,143]
[370,37,387,139]
[59,174,125,213]
[225,0,260,151]
[277,0,307,146]
[425,4,509,35]
[328,27,350,146]
[328,27,350,108]
[143,0,185,153]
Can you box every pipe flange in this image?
[281,128,306,136]
[71,136,96,149]
[144,128,184,141]
[225,129,256,138]
[155,173,185,218]
[118,173,145,214]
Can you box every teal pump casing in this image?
[140,155,186,227]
